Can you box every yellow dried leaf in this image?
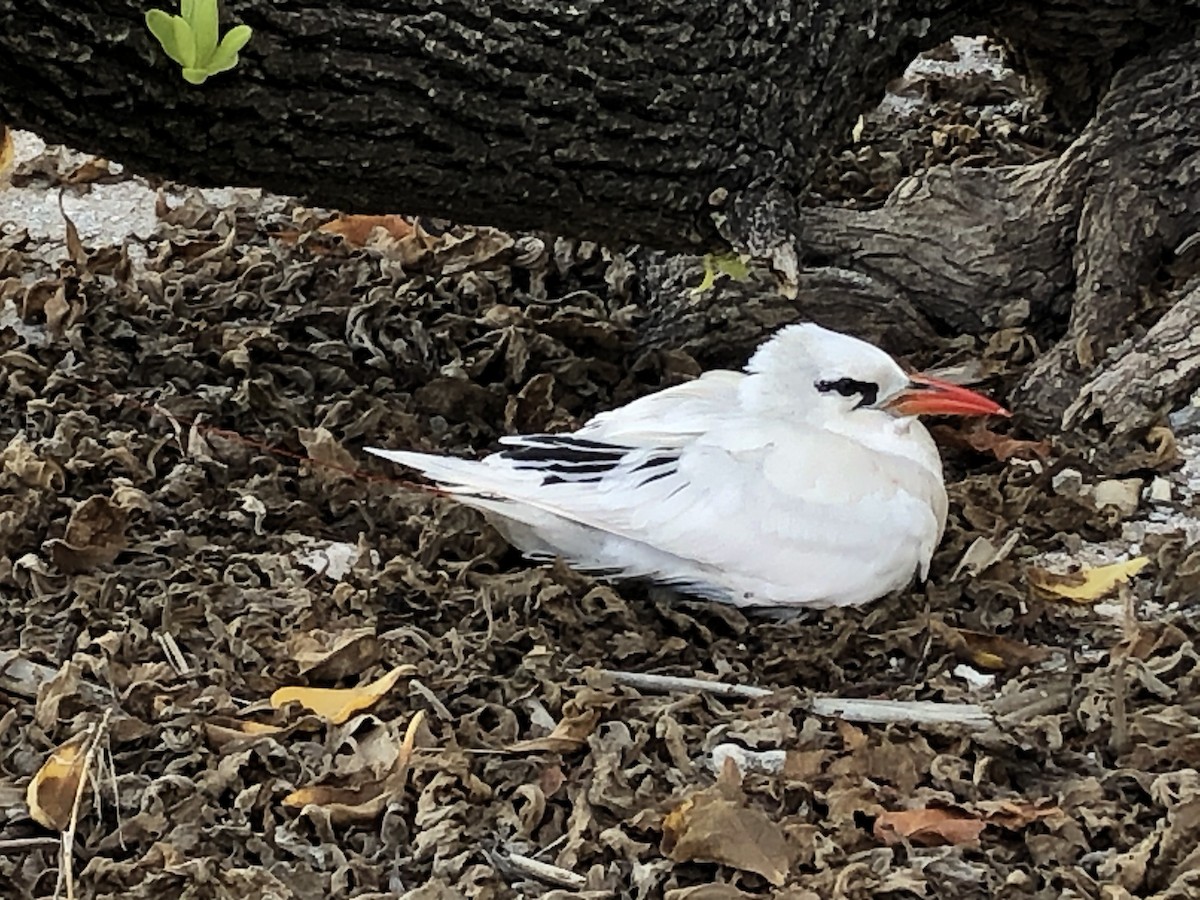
[1028,557,1150,603]
[0,124,13,184]
[270,664,415,724]
[26,733,90,831]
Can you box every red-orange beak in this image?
[886,373,1010,418]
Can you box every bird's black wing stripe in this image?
[498,444,627,466]
[637,469,674,487]
[543,473,604,486]
[498,434,634,464]
[498,434,682,489]
[632,454,675,472]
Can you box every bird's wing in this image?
[572,369,744,446]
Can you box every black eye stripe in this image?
[815,378,879,408]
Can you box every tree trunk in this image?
[0,0,970,250]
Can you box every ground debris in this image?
[1,51,1198,897]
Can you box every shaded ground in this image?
[2,38,1200,900]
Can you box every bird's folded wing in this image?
[571,369,744,446]
[478,424,934,562]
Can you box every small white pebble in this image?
[952,664,996,690]
[1093,478,1143,517]
[1051,468,1084,497]
[1149,477,1172,503]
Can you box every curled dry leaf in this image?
[874,806,987,847]
[282,710,425,825]
[933,420,1051,462]
[318,214,415,246]
[934,622,1051,672]
[661,782,793,886]
[974,799,1064,829]
[952,531,1021,580]
[26,731,91,831]
[62,157,115,186]
[874,799,1062,848]
[1,434,65,490]
[297,426,360,484]
[202,716,285,751]
[0,123,13,184]
[1028,557,1150,603]
[665,886,758,900]
[508,707,601,754]
[270,664,415,724]
[289,627,382,680]
[46,494,131,573]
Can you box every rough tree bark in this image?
[1,1,1199,433]
[0,0,972,251]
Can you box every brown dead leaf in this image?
[202,717,285,751]
[0,124,13,184]
[1,434,64,491]
[297,426,360,484]
[26,731,91,831]
[975,799,1064,829]
[933,420,1050,461]
[289,628,382,680]
[662,782,793,886]
[46,494,130,574]
[874,806,986,847]
[1028,557,1150,603]
[62,157,115,185]
[508,707,600,753]
[1142,425,1179,470]
[934,622,1051,672]
[270,664,415,724]
[57,189,86,266]
[282,710,425,825]
[666,886,757,900]
[319,214,415,246]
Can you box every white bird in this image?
[367,324,1008,609]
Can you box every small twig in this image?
[809,696,992,730]
[155,631,191,675]
[500,849,588,890]
[597,669,994,730]
[599,669,771,700]
[531,833,568,860]
[56,708,113,900]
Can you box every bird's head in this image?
[745,323,1009,421]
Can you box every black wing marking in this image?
[496,434,680,488]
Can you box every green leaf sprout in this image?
[146,0,253,85]
[691,252,752,295]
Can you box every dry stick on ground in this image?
[496,850,589,891]
[597,669,994,731]
[56,708,113,900]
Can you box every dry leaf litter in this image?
[2,37,1200,900]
